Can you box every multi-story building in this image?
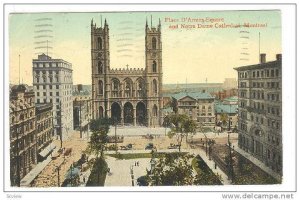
[32,54,73,140]
[73,95,92,136]
[235,53,282,175]
[35,103,54,161]
[171,92,215,126]
[91,19,163,126]
[10,84,37,186]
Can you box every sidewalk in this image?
[233,142,282,182]
[20,147,59,187]
[104,156,150,186]
[189,148,232,185]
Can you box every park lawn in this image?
[192,156,223,185]
[86,157,108,186]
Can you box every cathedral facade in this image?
[91,18,163,127]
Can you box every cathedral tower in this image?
[145,18,163,126]
[91,18,110,119]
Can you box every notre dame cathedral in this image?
[91,18,163,127]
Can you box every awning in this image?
[39,143,56,158]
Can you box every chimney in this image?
[260,53,266,64]
[276,54,282,61]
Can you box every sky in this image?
[9,10,281,85]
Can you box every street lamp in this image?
[114,117,118,154]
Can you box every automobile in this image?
[145,143,154,150]
[120,144,133,150]
[168,143,180,149]
[126,143,133,150]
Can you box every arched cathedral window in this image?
[112,79,120,97]
[98,37,103,49]
[98,80,103,95]
[152,37,157,49]
[98,61,103,74]
[153,105,158,117]
[153,79,158,95]
[152,61,157,72]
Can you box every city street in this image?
[31,131,88,187]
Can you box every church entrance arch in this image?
[136,102,147,126]
[124,102,134,125]
[111,102,121,124]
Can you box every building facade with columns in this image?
[10,85,37,186]
[235,53,282,175]
[32,54,73,140]
[91,19,163,127]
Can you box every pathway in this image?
[104,156,150,186]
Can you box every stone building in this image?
[171,92,215,127]
[10,85,37,186]
[91,19,163,127]
[235,53,282,175]
[35,103,54,161]
[73,95,92,136]
[32,54,73,140]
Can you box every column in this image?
[121,108,124,126]
[133,108,136,126]
[147,108,151,127]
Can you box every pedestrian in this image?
[135,161,136,166]
[83,177,86,183]
[137,161,139,166]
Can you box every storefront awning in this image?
[39,143,56,158]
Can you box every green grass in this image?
[192,157,202,174]
[86,157,107,186]
[192,156,223,185]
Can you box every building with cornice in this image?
[91,19,163,127]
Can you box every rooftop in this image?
[214,103,238,114]
[234,59,281,71]
[172,91,214,101]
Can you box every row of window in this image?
[35,70,59,75]
[240,90,280,101]
[239,136,281,167]
[37,130,53,148]
[239,68,280,79]
[267,119,281,130]
[11,110,35,124]
[37,118,53,133]
[36,90,71,97]
[35,84,72,90]
[36,97,72,105]
[98,79,158,97]
[33,62,66,68]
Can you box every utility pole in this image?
[79,100,82,138]
[18,55,21,85]
[228,133,234,182]
[114,117,117,154]
[16,124,21,187]
[59,101,63,149]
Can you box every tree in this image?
[85,117,111,184]
[170,98,178,113]
[220,113,228,126]
[146,153,194,186]
[167,113,197,152]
